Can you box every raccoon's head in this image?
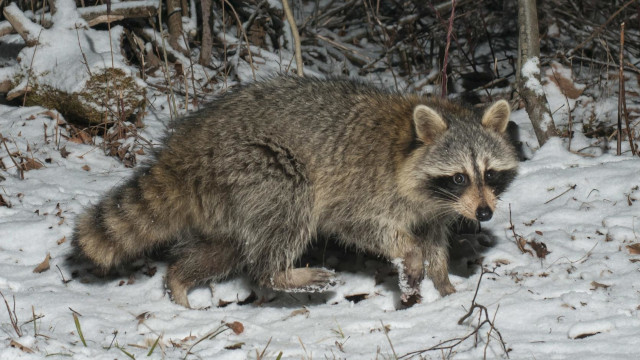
[402,99,518,222]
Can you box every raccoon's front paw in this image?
[435,282,456,297]
[270,267,337,292]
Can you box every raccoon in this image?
[72,77,518,308]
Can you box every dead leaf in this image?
[21,158,43,171]
[0,194,11,208]
[546,63,584,99]
[224,342,244,350]
[535,230,543,236]
[38,110,60,120]
[590,281,610,290]
[81,165,91,172]
[626,243,640,255]
[527,240,550,259]
[225,321,244,335]
[136,312,151,324]
[283,307,310,321]
[57,236,66,245]
[573,331,600,339]
[9,340,34,353]
[33,253,51,273]
[59,146,70,158]
[181,335,197,342]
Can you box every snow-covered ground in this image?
[1,77,639,360]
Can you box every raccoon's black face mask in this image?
[411,100,519,222]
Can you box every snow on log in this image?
[4,0,145,125]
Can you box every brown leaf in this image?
[0,194,11,208]
[626,243,640,255]
[59,146,70,158]
[527,240,550,259]
[590,281,610,290]
[573,331,600,339]
[57,236,66,245]
[535,230,543,236]
[136,312,151,324]
[38,110,59,120]
[9,340,34,353]
[283,307,310,321]
[22,158,43,171]
[547,63,584,99]
[81,165,91,172]
[33,252,51,273]
[226,321,244,335]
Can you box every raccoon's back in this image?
[166,77,416,176]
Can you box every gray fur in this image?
[72,77,518,307]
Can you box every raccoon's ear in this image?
[413,105,448,144]
[481,100,511,133]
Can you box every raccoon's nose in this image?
[475,206,493,222]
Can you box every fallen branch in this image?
[2,3,43,46]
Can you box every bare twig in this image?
[0,133,23,180]
[0,290,22,337]
[544,184,577,204]
[441,0,456,97]
[566,0,636,57]
[282,0,303,76]
[618,22,636,156]
[380,320,398,360]
[222,0,257,80]
[399,268,509,359]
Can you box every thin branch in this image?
[282,0,304,76]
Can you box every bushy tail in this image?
[72,168,187,270]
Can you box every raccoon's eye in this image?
[485,170,496,181]
[452,173,466,185]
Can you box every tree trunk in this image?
[167,0,184,52]
[517,0,556,146]
[199,0,213,65]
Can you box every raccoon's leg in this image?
[423,228,456,296]
[166,233,239,308]
[387,231,425,303]
[218,139,336,292]
[72,166,190,271]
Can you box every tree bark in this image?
[199,0,213,65]
[167,0,185,52]
[517,0,556,146]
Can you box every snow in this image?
[1,10,640,360]
[522,57,545,96]
[1,99,640,359]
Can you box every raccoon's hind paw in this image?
[270,268,337,292]
[165,270,192,308]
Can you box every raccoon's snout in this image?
[475,206,493,222]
